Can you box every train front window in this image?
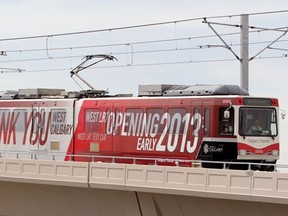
[239,108,277,137]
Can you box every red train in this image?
[0,84,279,169]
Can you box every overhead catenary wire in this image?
[3,54,288,74]
[0,9,287,60]
[3,27,288,55]
[0,10,288,75]
[0,9,287,42]
[2,32,241,54]
[1,37,288,65]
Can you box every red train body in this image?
[0,85,279,168]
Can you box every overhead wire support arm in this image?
[202,18,240,60]
[0,67,25,73]
[0,50,25,73]
[70,54,117,91]
[268,47,288,52]
[249,25,288,33]
[202,20,241,28]
[0,51,7,56]
[199,44,233,50]
[249,29,288,60]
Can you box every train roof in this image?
[0,84,249,100]
[138,84,249,97]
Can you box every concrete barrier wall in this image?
[89,162,126,190]
[252,171,288,204]
[0,158,89,187]
[0,158,288,204]
[89,163,288,204]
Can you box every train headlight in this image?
[272,150,279,156]
[239,149,247,156]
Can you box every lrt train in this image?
[0,84,279,169]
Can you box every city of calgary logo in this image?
[203,144,209,154]
[203,143,224,154]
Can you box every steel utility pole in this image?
[203,14,287,93]
[240,14,249,92]
[203,15,250,92]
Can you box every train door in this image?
[202,106,211,138]
[189,104,203,158]
[193,102,215,161]
[192,104,203,138]
[112,104,122,153]
[105,102,122,153]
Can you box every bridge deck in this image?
[0,158,287,204]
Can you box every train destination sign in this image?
[243,98,272,106]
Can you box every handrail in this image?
[0,150,284,172]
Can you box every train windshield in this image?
[239,108,277,137]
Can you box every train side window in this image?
[219,107,234,135]
[84,108,100,133]
[168,108,187,134]
[147,108,164,134]
[204,108,210,136]
[114,108,122,135]
[0,109,10,132]
[13,109,26,132]
[125,108,143,135]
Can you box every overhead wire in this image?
[0,9,287,42]
[3,26,288,55]
[1,37,288,65]
[2,30,288,63]
[0,10,288,74]
[3,32,240,54]
[3,54,288,74]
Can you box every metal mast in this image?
[240,14,249,92]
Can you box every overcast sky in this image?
[0,0,288,163]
